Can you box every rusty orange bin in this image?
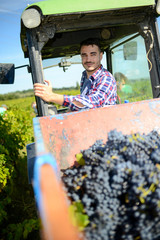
[32,98,160,240]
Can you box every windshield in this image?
[42,53,107,89]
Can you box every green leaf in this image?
[76,153,85,165]
[69,201,89,231]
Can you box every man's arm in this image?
[34,75,117,111]
[34,79,85,109]
[72,100,85,107]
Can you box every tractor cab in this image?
[1,0,160,116]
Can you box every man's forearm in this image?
[50,93,64,105]
[34,81,85,108]
[72,100,85,107]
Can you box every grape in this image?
[62,129,160,240]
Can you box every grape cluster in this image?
[62,129,160,240]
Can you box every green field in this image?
[117,78,153,104]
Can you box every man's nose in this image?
[86,55,91,62]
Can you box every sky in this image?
[0,0,84,94]
[0,0,87,94]
[0,0,43,94]
[0,0,160,94]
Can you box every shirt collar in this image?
[82,64,103,81]
[91,64,103,80]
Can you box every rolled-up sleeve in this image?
[63,95,88,111]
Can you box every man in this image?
[34,38,117,111]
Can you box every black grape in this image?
[62,129,160,240]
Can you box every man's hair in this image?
[80,38,102,52]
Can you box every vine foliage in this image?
[0,105,40,240]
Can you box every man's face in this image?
[80,44,103,76]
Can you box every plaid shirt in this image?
[63,65,117,111]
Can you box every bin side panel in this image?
[36,98,160,169]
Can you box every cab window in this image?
[111,35,153,104]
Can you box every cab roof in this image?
[20,0,156,59]
[27,0,155,16]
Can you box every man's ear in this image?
[100,52,103,61]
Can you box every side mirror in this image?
[0,63,15,84]
[123,41,137,60]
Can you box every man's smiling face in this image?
[80,44,103,77]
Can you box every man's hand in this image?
[34,80,53,102]
[34,80,64,105]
